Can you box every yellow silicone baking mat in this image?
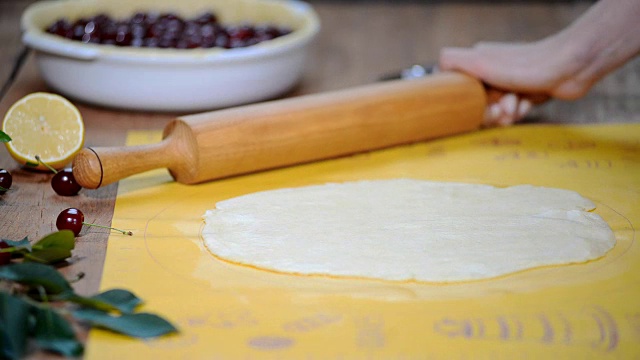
[86,124,640,359]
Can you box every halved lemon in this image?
[2,92,84,171]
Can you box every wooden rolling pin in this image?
[72,71,486,189]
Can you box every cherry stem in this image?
[82,222,133,236]
[35,155,58,174]
[68,272,85,283]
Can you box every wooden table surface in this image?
[0,0,638,355]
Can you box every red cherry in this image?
[51,168,82,196]
[0,169,12,194]
[0,241,11,265]
[55,208,133,236]
[56,208,84,236]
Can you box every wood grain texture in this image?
[0,1,638,358]
[73,72,485,188]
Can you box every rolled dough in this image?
[202,179,615,282]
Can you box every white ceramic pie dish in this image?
[21,0,320,112]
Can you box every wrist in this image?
[535,30,595,100]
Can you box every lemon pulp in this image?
[2,92,84,170]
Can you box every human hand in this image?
[439,40,586,127]
[439,0,639,127]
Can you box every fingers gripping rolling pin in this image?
[72,72,486,189]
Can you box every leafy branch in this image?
[0,231,178,359]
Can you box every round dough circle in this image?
[202,179,615,282]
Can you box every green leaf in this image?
[32,230,75,251]
[65,289,142,314]
[24,247,73,264]
[0,262,73,295]
[2,236,32,252]
[33,307,83,357]
[72,309,178,338]
[91,289,143,313]
[0,130,10,143]
[26,231,75,263]
[0,291,32,360]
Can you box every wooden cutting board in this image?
[86,124,640,359]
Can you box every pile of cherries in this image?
[45,11,292,49]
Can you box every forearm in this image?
[549,0,640,97]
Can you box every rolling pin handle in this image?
[72,147,104,189]
[72,139,177,189]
